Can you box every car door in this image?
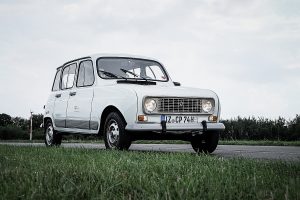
[46,68,61,123]
[66,60,96,130]
[53,63,77,128]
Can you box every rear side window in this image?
[61,63,77,90]
[52,69,61,91]
[77,60,94,87]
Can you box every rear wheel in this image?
[103,112,131,150]
[45,120,62,146]
[191,131,219,153]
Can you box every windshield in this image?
[97,57,168,81]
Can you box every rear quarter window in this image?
[52,69,61,91]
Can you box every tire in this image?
[44,120,62,146]
[103,112,131,150]
[191,131,219,153]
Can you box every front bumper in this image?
[126,122,225,131]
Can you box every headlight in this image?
[144,98,157,113]
[202,99,213,113]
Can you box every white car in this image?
[44,54,225,153]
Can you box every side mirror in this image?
[173,82,181,86]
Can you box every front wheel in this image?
[191,131,219,153]
[44,120,62,146]
[103,112,131,150]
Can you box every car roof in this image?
[57,53,162,70]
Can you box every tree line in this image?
[0,113,44,140]
[221,115,300,141]
[0,113,299,141]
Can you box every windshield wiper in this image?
[118,68,156,85]
[98,70,126,79]
[120,68,148,82]
[120,68,138,77]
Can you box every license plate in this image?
[161,115,198,124]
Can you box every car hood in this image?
[115,84,219,100]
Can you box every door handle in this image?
[55,94,61,98]
[69,91,76,96]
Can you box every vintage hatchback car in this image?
[44,54,225,153]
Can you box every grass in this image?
[0,145,299,200]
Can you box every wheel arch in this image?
[43,117,52,130]
[99,105,127,136]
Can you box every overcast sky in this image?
[0,0,299,119]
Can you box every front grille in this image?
[157,98,203,113]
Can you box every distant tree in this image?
[288,114,300,140]
[12,117,28,130]
[0,113,12,127]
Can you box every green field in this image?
[0,145,299,200]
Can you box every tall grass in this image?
[0,145,299,200]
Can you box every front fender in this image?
[91,85,138,131]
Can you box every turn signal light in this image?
[138,115,148,122]
[208,115,218,122]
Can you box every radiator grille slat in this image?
[157,98,203,113]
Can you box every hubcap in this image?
[46,125,54,145]
[107,120,119,148]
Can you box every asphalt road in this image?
[1,142,299,162]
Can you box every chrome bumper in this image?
[126,122,225,131]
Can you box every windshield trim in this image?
[96,57,169,82]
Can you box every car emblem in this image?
[179,101,184,107]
